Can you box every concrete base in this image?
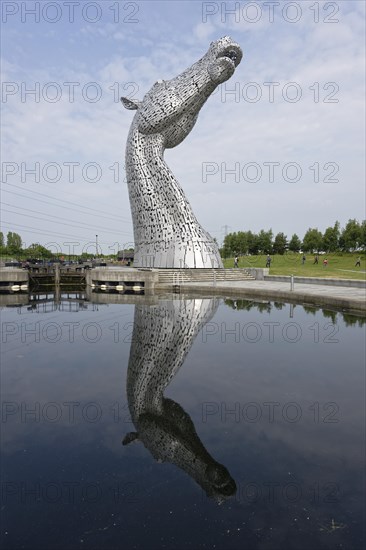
[246,268,269,280]
[2,267,364,313]
[85,267,266,292]
[265,275,366,288]
[85,267,159,292]
[0,293,30,307]
[84,288,159,305]
[173,280,366,314]
[0,268,29,291]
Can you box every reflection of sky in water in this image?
[1,297,365,550]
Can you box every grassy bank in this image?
[223,253,366,280]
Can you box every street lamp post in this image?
[96,235,98,258]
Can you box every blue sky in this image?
[1,0,365,254]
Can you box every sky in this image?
[1,0,365,255]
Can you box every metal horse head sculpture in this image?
[122,37,243,268]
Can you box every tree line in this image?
[2,220,365,260]
[0,232,111,260]
[220,219,366,257]
[0,232,54,258]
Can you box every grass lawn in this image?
[223,253,366,280]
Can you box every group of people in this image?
[232,254,362,269]
[234,254,272,267]
[310,254,328,267]
[290,254,331,267]
[312,255,362,267]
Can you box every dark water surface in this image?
[1,294,365,550]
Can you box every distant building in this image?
[117,250,134,263]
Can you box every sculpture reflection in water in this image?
[123,297,236,503]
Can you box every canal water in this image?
[1,294,365,550]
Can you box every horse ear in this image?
[121,97,141,110]
[122,432,139,445]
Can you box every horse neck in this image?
[126,299,218,421]
[125,126,198,227]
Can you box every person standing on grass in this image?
[234,256,238,268]
[323,258,328,267]
[313,255,319,264]
[266,254,271,268]
[355,256,361,267]
[302,254,306,265]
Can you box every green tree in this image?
[257,229,273,253]
[273,232,288,255]
[222,232,237,257]
[230,232,241,254]
[322,221,340,252]
[80,252,93,260]
[247,231,259,254]
[288,233,301,252]
[236,231,249,255]
[302,228,323,253]
[0,232,6,256]
[360,220,366,250]
[25,243,53,258]
[340,219,361,251]
[6,232,22,254]
[222,231,260,256]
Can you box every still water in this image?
[1,293,365,550]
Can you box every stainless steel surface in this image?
[122,37,243,268]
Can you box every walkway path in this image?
[177,279,366,314]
